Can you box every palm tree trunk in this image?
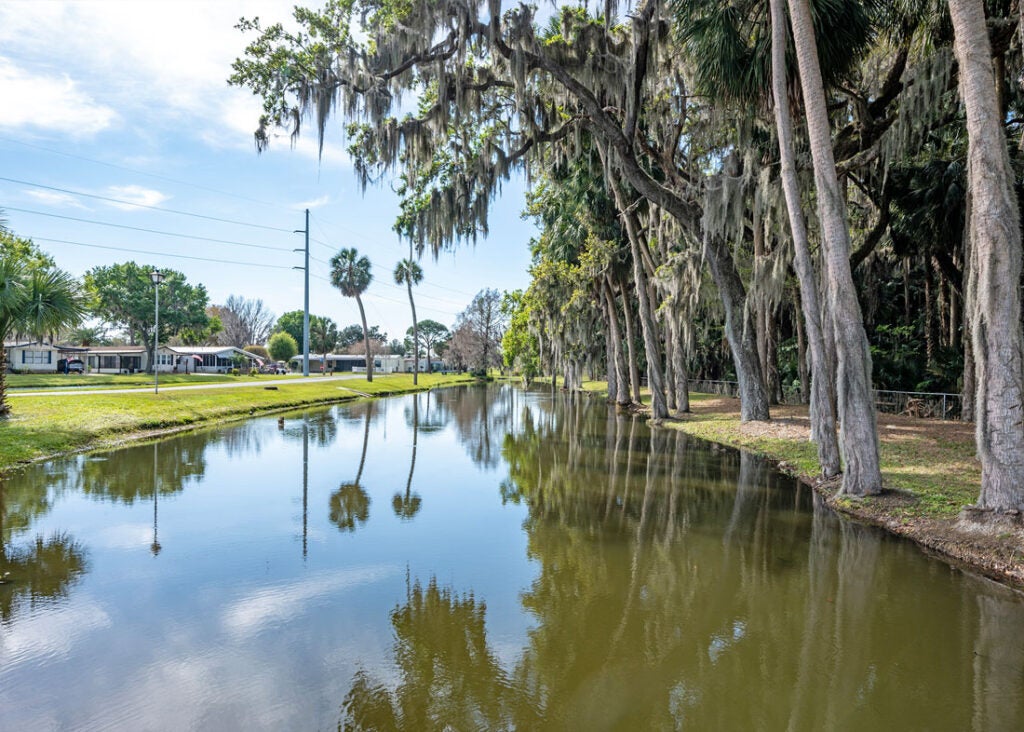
[770,0,841,478]
[0,345,9,417]
[356,295,373,382]
[788,0,881,494]
[407,275,418,385]
[950,0,1024,510]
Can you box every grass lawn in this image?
[0,372,472,473]
[5,372,304,390]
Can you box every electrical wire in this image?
[30,236,297,270]
[4,206,295,252]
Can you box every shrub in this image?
[230,368,240,376]
[268,332,298,363]
[245,344,270,361]
[249,368,259,377]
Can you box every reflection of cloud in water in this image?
[93,523,154,550]
[1,598,111,666]
[222,566,399,638]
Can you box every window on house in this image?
[22,350,52,364]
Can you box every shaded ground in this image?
[664,393,1023,588]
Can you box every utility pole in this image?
[294,208,310,377]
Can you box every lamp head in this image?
[150,269,165,285]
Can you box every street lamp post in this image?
[150,269,165,394]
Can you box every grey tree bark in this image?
[788,0,881,494]
[668,314,690,413]
[618,273,643,404]
[603,276,630,406]
[355,295,374,383]
[950,0,1024,510]
[770,0,841,477]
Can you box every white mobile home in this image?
[156,346,263,373]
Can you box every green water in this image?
[1,386,1022,730]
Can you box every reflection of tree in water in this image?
[0,532,87,622]
[340,577,535,731]
[76,435,209,505]
[392,394,422,520]
[329,402,374,533]
[280,408,339,448]
[430,385,518,470]
[1,469,89,622]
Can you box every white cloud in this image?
[292,194,331,210]
[24,189,89,209]
[0,57,116,136]
[0,599,111,665]
[222,565,397,638]
[104,185,170,210]
[0,2,350,165]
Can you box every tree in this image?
[244,344,270,361]
[274,310,307,353]
[453,289,506,373]
[309,315,339,374]
[406,319,449,373]
[211,294,275,347]
[787,0,882,496]
[768,0,840,478]
[394,254,423,384]
[329,247,374,381]
[268,331,298,363]
[1,230,86,416]
[500,290,539,386]
[85,262,209,374]
[949,0,1024,512]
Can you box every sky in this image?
[0,0,538,343]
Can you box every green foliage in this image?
[500,290,539,383]
[85,262,209,354]
[268,331,298,362]
[329,248,372,299]
[274,310,307,352]
[245,344,270,361]
[405,319,449,366]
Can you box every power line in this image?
[0,176,296,233]
[5,206,295,253]
[0,135,293,212]
[31,236,297,270]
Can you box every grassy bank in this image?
[5,372,300,390]
[0,373,472,473]
[582,381,1023,586]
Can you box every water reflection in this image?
[0,386,1022,731]
[329,402,374,533]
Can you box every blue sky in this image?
[0,0,537,342]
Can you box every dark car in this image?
[57,358,85,374]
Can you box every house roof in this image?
[87,346,146,354]
[164,345,262,358]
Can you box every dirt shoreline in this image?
[630,393,1024,590]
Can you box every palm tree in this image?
[329,247,374,382]
[329,403,373,532]
[787,0,882,497]
[309,315,338,375]
[0,257,86,417]
[948,0,1024,512]
[392,394,422,519]
[394,250,423,385]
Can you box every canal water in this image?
[1,386,1022,731]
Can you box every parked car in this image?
[57,358,85,374]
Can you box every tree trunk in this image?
[773,0,839,475]
[668,313,690,413]
[0,345,9,417]
[664,320,677,412]
[950,0,1024,510]
[356,295,374,382]
[610,177,668,420]
[794,292,810,403]
[788,0,881,493]
[407,273,418,385]
[619,273,643,404]
[604,276,631,406]
[925,257,937,367]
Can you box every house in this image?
[3,341,89,373]
[86,345,147,374]
[157,345,263,374]
[288,353,407,374]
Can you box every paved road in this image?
[8,373,365,397]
